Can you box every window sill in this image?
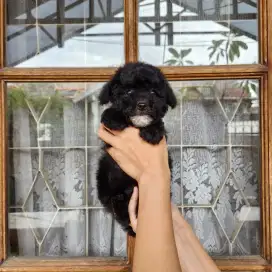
[0,257,130,272]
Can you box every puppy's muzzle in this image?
[137,101,147,111]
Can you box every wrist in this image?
[138,172,171,209]
[138,169,171,184]
[138,174,171,192]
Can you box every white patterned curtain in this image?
[165,81,260,256]
[8,81,260,257]
[8,83,127,257]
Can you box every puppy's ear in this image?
[165,82,177,108]
[99,82,112,105]
[98,67,122,105]
[156,67,177,108]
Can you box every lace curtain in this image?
[8,81,260,257]
[167,97,260,255]
[9,84,127,256]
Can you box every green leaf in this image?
[180,48,192,59]
[225,40,230,52]
[216,53,220,63]
[185,60,194,65]
[230,42,240,58]
[236,40,248,50]
[250,83,257,91]
[209,49,216,60]
[212,39,225,47]
[7,86,70,118]
[229,50,234,63]
[215,39,225,47]
[164,59,177,65]
[210,61,216,65]
[245,85,250,95]
[8,87,28,110]
[168,48,179,58]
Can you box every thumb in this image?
[128,187,139,233]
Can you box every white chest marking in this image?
[130,115,153,127]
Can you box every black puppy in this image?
[96,62,177,236]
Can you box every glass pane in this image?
[6,0,124,67]
[174,79,260,256]
[138,0,258,66]
[7,82,127,257]
[7,79,260,257]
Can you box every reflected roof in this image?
[7,0,258,67]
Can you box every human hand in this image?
[98,124,170,183]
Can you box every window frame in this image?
[0,0,272,271]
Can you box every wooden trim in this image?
[260,74,269,261]
[0,0,271,270]
[0,266,129,272]
[0,258,130,272]
[160,64,267,80]
[124,0,138,62]
[0,64,267,82]
[127,235,135,267]
[264,0,272,262]
[259,0,268,65]
[214,256,271,271]
[0,80,7,262]
[0,0,5,68]
[0,68,117,82]
[0,256,270,272]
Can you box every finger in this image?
[128,187,139,232]
[118,126,139,140]
[100,125,138,160]
[107,148,141,181]
[107,147,124,163]
[125,126,139,135]
[102,124,122,136]
[98,125,119,147]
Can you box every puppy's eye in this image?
[151,89,164,98]
[128,90,134,95]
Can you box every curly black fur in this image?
[96,62,177,236]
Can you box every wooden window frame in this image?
[0,0,272,271]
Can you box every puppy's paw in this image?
[140,126,164,144]
[101,108,128,130]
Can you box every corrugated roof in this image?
[7,0,258,67]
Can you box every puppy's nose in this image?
[137,102,147,111]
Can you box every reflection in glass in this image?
[6,0,124,67]
[7,79,260,256]
[138,0,258,66]
[7,82,127,257]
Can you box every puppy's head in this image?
[99,62,177,127]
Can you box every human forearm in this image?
[171,205,220,272]
[97,126,180,270]
[132,174,181,272]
